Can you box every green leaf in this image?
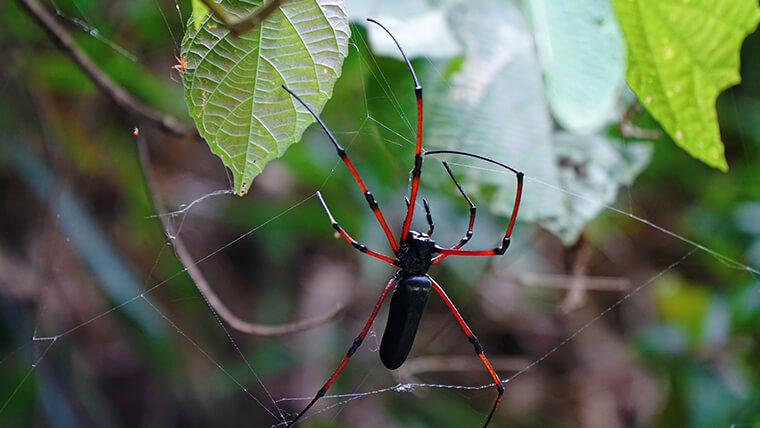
[181,0,350,195]
[539,133,652,244]
[529,0,625,133]
[347,0,464,59]
[425,0,563,223]
[613,0,760,171]
[191,0,209,30]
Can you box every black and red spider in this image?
[281,18,524,428]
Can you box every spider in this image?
[171,54,187,76]
[281,18,523,428]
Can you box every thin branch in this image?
[17,0,190,137]
[518,274,630,292]
[199,0,289,36]
[559,238,594,313]
[137,135,344,336]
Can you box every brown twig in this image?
[199,0,289,36]
[17,0,190,137]
[137,135,344,335]
[559,237,594,313]
[518,274,630,291]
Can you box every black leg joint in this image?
[347,336,363,356]
[412,155,423,177]
[414,86,422,96]
[352,242,368,252]
[496,237,510,255]
[497,384,505,394]
[316,387,326,398]
[469,335,483,354]
[516,171,524,180]
[336,147,347,159]
[364,192,379,210]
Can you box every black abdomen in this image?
[379,275,432,370]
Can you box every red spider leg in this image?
[317,191,396,265]
[287,273,401,427]
[366,19,423,244]
[429,278,504,428]
[426,150,523,257]
[432,160,476,264]
[282,85,398,253]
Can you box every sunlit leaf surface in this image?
[613,0,760,171]
[181,0,350,195]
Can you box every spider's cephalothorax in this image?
[396,230,436,275]
[282,18,524,428]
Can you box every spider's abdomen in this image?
[379,275,432,370]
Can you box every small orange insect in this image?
[171,54,187,76]
[133,127,139,136]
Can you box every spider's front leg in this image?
[405,196,435,236]
[316,191,396,265]
[432,160,477,264]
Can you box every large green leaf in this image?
[425,0,562,223]
[346,0,464,59]
[181,0,350,195]
[539,133,652,244]
[613,0,760,171]
[529,0,625,134]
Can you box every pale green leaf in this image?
[191,0,210,30]
[613,0,760,171]
[346,0,464,59]
[181,0,350,195]
[426,0,562,223]
[539,133,652,244]
[529,0,625,133]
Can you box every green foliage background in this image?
[1,0,760,427]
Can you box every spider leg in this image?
[366,19,423,245]
[317,192,396,265]
[429,278,504,428]
[404,196,434,236]
[282,85,399,253]
[287,273,401,427]
[422,198,434,235]
[426,150,523,258]
[432,160,476,264]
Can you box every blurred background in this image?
[1,0,760,427]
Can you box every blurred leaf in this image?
[529,0,625,134]
[6,144,166,337]
[425,0,563,223]
[654,277,710,344]
[348,0,464,59]
[181,0,350,195]
[191,0,209,30]
[637,323,689,357]
[539,133,652,244]
[613,0,760,171]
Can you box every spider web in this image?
[2,2,759,428]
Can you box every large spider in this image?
[281,19,523,428]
